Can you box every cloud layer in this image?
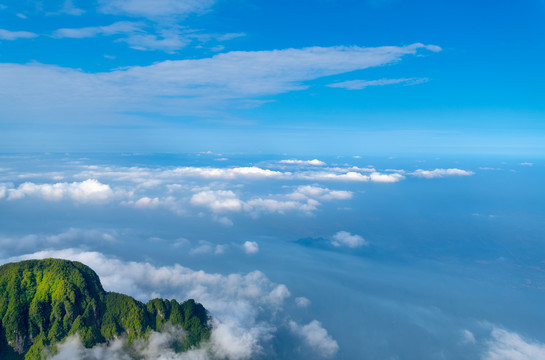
[3,249,335,360]
[0,44,440,122]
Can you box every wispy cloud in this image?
[0,29,38,40]
[98,0,216,21]
[328,77,429,90]
[484,327,545,360]
[0,43,440,122]
[52,21,144,39]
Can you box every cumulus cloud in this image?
[130,196,161,208]
[0,44,440,122]
[3,249,297,360]
[520,162,533,166]
[484,327,545,360]
[165,167,285,180]
[290,185,352,201]
[6,179,116,203]
[191,190,243,213]
[279,159,326,166]
[189,241,227,256]
[410,168,474,178]
[244,198,318,216]
[295,297,311,308]
[331,231,367,248]
[289,320,339,358]
[0,28,38,40]
[328,77,428,90]
[242,241,259,255]
[299,171,404,183]
[0,183,9,199]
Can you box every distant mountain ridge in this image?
[0,258,210,359]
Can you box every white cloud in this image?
[279,159,326,166]
[48,328,210,359]
[0,229,118,256]
[461,329,476,344]
[191,190,243,213]
[484,327,545,360]
[53,21,144,39]
[121,28,192,52]
[244,198,315,215]
[6,179,115,203]
[190,243,213,255]
[135,196,161,208]
[0,44,440,122]
[295,297,311,308]
[58,0,85,16]
[520,162,533,166]
[289,320,339,358]
[290,185,352,200]
[0,29,38,40]
[331,231,367,248]
[0,183,9,199]
[369,172,405,183]
[298,171,404,182]
[328,77,428,90]
[410,168,474,178]
[243,241,259,255]
[165,166,285,180]
[98,0,216,20]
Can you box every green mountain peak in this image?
[0,258,210,359]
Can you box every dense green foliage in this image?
[0,259,210,359]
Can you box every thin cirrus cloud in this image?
[52,21,144,39]
[0,43,441,122]
[0,28,38,40]
[328,77,429,90]
[51,22,240,52]
[98,0,216,20]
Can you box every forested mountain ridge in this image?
[0,258,210,359]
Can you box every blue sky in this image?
[1,0,544,154]
[1,2,545,360]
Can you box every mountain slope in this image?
[0,258,210,359]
